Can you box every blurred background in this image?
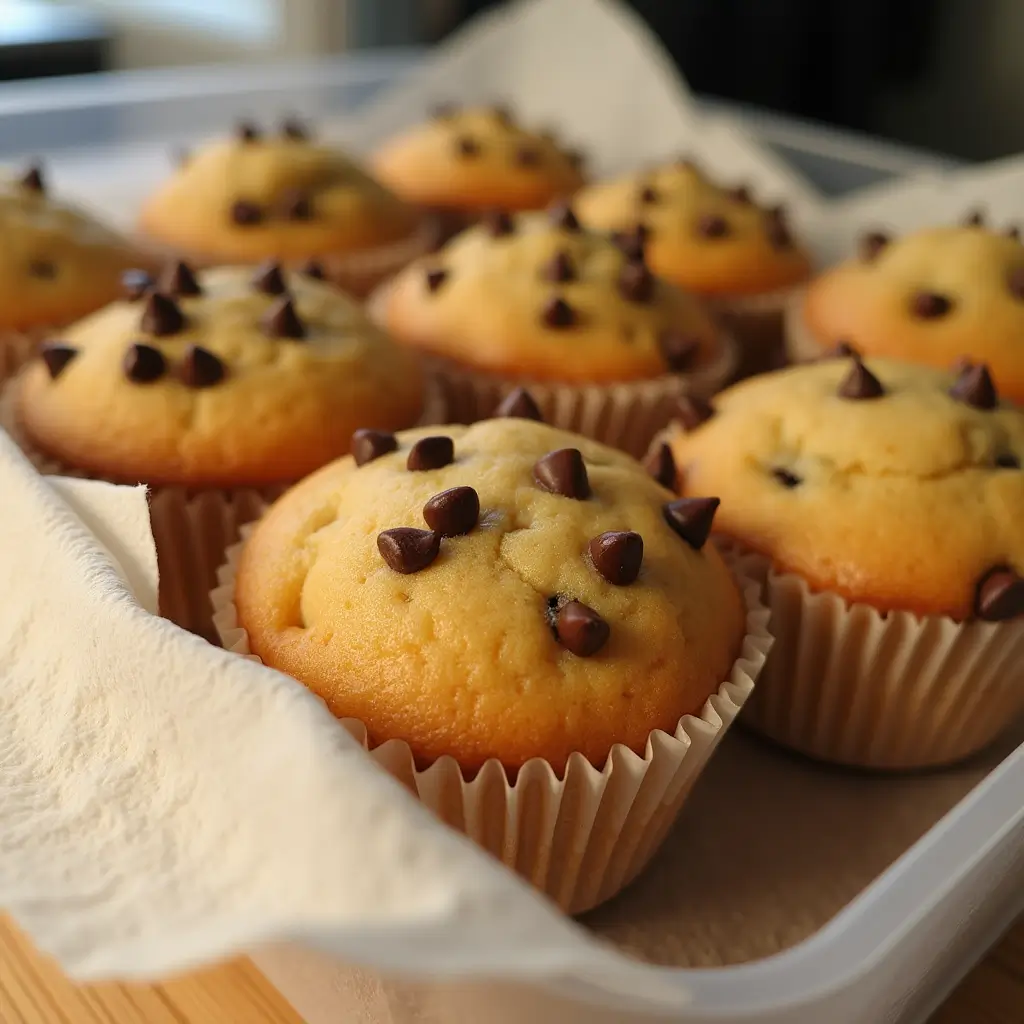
[7,0,1024,160]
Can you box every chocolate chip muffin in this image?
[666,353,1024,768]
[138,119,429,296]
[574,159,812,376]
[788,217,1024,403]
[372,201,736,455]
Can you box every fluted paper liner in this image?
[783,286,831,365]
[741,553,1024,770]
[211,527,771,914]
[0,328,44,384]
[710,285,805,378]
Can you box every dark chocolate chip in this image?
[612,224,648,262]
[859,231,890,262]
[455,135,479,157]
[19,164,44,193]
[1007,267,1024,299]
[483,208,514,237]
[697,213,730,239]
[589,531,643,585]
[351,428,398,466]
[548,201,580,232]
[639,185,659,204]
[121,269,154,301]
[565,148,585,171]
[490,103,514,125]
[619,261,654,303]
[299,259,325,280]
[644,442,677,489]
[231,199,264,226]
[675,155,697,170]
[728,184,752,204]
[282,189,313,220]
[495,387,543,421]
[554,600,609,657]
[407,435,454,471]
[825,340,859,360]
[28,259,56,280]
[281,116,309,140]
[180,345,225,388]
[772,467,802,488]
[542,250,576,283]
[423,486,480,537]
[1006,225,1021,241]
[765,206,794,249]
[663,497,719,550]
[40,343,77,379]
[123,342,166,383]
[515,146,541,167]
[377,528,441,575]
[252,260,287,296]
[659,330,700,372]
[237,121,261,142]
[674,395,714,431]
[159,260,201,297]
[949,363,998,410]
[996,453,1020,469]
[141,292,186,336]
[541,295,576,328]
[262,296,306,340]
[975,566,1024,621]
[911,291,952,319]
[534,448,589,499]
[837,356,885,400]
[963,208,985,227]
[425,267,449,293]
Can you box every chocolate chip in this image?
[675,155,697,170]
[455,135,479,157]
[423,486,480,537]
[483,209,514,237]
[231,199,264,226]
[252,260,287,295]
[674,395,714,431]
[963,208,985,227]
[663,497,719,550]
[765,207,794,249]
[123,342,166,383]
[180,345,225,388]
[554,600,609,657]
[534,448,589,499]
[262,296,306,340]
[612,224,648,262]
[425,267,449,293]
[541,295,576,328]
[19,164,44,193]
[28,259,56,280]
[548,201,580,232]
[619,261,654,303]
[542,250,576,283]
[644,442,677,489]
[40,343,77,379]
[772,467,801,488]
[975,566,1024,621]
[837,356,885,400]
[281,116,309,140]
[911,291,952,318]
[825,340,859,359]
[728,185,752,204]
[299,259,325,280]
[121,269,154,301]
[859,231,890,262]
[352,428,398,466]
[639,185,659,204]
[996,453,1020,469]
[407,435,454,471]
[431,102,458,120]
[697,213,730,239]
[159,260,201,297]
[949,363,998,410]
[282,189,313,220]
[490,103,514,125]
[565,148,585,171]
[659,330,700,372]
[515,146,541,167]
[141,292,186,336]
[1007,267,1024,299]
[237,121,261,142]
[1006,225,1020,241]
[589,531,643,585]
[377,528,441,575]
[495,387,543,421]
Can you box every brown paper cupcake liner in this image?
[738,550,1024,770]
[708,284,805,379]
[782,286,831,365]
[211,529,771,914]
[0,327,48,385]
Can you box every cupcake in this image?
[215,409,770,912]
[8,261,429,637]
[787,217,1024,403]
[574,159,812,376]
[372,104,585,241]
[138,118,430,296]
[370,201,737,456]
[664,353,1024,769]
[0,162,149,378]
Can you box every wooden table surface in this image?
[0,915,1021,1023]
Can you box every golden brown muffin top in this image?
[16,262,424,487]
[574,159,812,298]
[236,414,745,771]
[667,354,1024,620]
[372,104,585,212]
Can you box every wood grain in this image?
[0,914,1020,1023]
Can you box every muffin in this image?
[371,201,737,456]
[215,410,770,911]
[0,162,149,377]
[9,261,429,637]
[788,218,1024,403]
[138,119,429,296]
[372,104,585,239]
[574,159,813,376]
[665,353,1024,769]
